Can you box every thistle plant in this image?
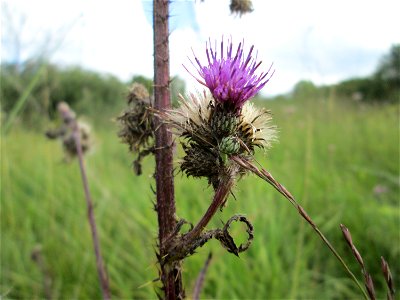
[152,36,396,300]
[150,38,276,293]
[123,1,397,298]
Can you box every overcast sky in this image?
[1,0,399,95]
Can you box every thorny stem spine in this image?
[153,0,183,299]
[73,124,111,300]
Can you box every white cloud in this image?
[2,0,399,95]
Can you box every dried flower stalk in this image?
[47,102,110,299]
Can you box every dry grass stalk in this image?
[230,155,370,300]
[340,224,376,299]
[381,256,395,300]
[341,225,396,300]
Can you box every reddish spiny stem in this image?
[153,0,183,299]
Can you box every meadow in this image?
[1,94,399,299]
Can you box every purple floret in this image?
[185,38,274,108]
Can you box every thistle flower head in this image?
[186,38,274,111]
[163,92,276,188]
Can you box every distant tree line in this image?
[290,45,399,103]
[0,62,186,127]
[1,45,396,128]
[1,62,126,124]
[336,45,399,102]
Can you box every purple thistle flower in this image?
[185,38,274,109]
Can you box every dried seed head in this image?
[117,83,153,152]
[62,121,92,158]
[117,82,154,175]
[46,102,92,159]
[127,82,151,105]
[364,273,376,300]
[57,102,76,125]
[230,0,253,16]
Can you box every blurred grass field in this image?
[1,95,399,299]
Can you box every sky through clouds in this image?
[2,0,399,96]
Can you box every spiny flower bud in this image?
[210,109,239,137]
[219,136,240,155]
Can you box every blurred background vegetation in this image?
[1,42,399,299]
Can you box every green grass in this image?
[1,96,399,299]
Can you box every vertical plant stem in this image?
[153,0,183,298]
[73,124,111,300]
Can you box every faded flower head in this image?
[185,38,273,111]
[117,82,154,175]
[46,102,92,160]
[163,92,276,188]
[230,0,253,16]
[126,82,150,105]
[62,121,92,158]
[117,83,153,152]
